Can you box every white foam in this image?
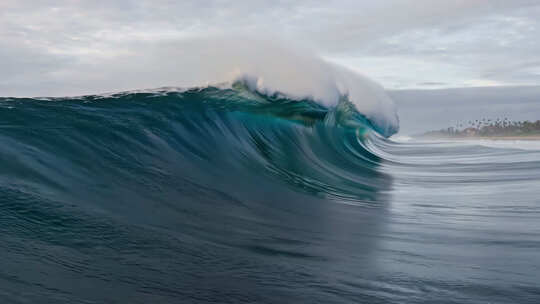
[390,135,413,142]
[452,139,540,151]
[210,40,399,136]
[406,137,540,151]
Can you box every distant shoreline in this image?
[417,119,540,140]
[416,135,540,141]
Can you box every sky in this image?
[390,86,540,134]
[1,0,540,96]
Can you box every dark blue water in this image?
[1,87,539,303]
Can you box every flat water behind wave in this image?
[370,138,540,303]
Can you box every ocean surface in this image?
[1,86,539,303]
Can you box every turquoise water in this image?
[1,87,539,303]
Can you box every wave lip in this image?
[179,39,399,138]
[228,66,399,138]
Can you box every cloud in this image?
[1,0,540,95]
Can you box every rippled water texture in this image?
[1,88,539,303]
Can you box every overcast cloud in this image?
[1,0,540,96]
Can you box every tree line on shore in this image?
[421,118,540,137]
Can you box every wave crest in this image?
[222,43,399,137]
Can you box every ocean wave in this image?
[0,87,392,205]
[2,83,540,304]
[15,38,399,137]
